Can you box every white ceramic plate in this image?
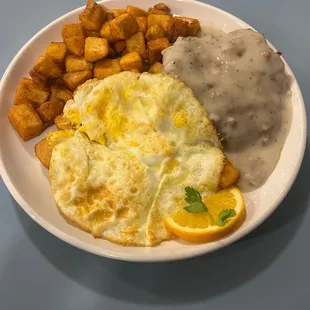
[0,0,306,262]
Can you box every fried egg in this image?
[48,72,224,246]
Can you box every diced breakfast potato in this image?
[8,104,43,140]
[94,58,122,79]
[135,16,147,34]
[79,0,107,31]
[113,40,126,53]
[100,21,116,42]
[65,55,93,72]
[126,32,146,58]
[147,8,171,15]
[29,69,49,87]
[62,23,86,56]
[36,99,65,124]
[147,37,170,64]
[120,52,143,72]
[64,36,86,57]
[35,138,52,169]
[9,1,203,142]
[50,84,73,102]
[33,55,62,79]
[106,9,126,20]
[14,78,49,106]
[148,62,163,73]
[147,14,174,40]
[174,16,201,36]
[154,3,171,13]
[126,5,147,17]
[145,24,165,41]
[62,70,93,90]
[45,42,67,64]
[172,18,189,42]
[110,13,139,40]
[54,113,76,131]
[85,37,109,62]
[219,159,240,189]
[62,23,85,37]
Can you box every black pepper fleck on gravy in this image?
[162,28,292,191]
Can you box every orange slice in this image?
[164,187,246,243]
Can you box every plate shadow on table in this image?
[14,143,310,305]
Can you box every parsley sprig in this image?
[216,209,236,227]
[183,187,236,227]
[184,186,214,225]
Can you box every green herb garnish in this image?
[183,187,214,224]
[183,187,238,227]
[216,209,236,227]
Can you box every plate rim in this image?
[0,0,307,262]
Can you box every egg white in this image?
[49,72,224,246]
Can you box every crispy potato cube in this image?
[154,3,171,12]
[147,14,174,40]
[147,37,170,64]
[34,55,62,79]
[126,32,146,58]
[79,0,107,31]
[113,40,126,53]
[62,23,85,56]
[219,159,240,189]
[174,16,201,36]
[54,113,76,131]
[83,29,101,37]
[62,23,84,37]
[106,9,126,20]
[8,104,43,141]
[84,37,109,62]
[147,8,171,15]
[145,24,165,41]
[45,42,67,64]
[100,21,116,42]
[120,52,143,72]
[29,69,49,87]
[36,99,65,124]
[94,58,121,79]
[126,5,147,17]
[148,62,163,73]
[172,18,189,42]
[64,36,85,56]
[14,78,49,106]
[35,139,52,169]
[110,13,139,40]
[50,84,73,102]
[62,70,93,90]
[65,55,93,72]
[135,16,147,34]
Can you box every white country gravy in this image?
[162,29,292,191]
